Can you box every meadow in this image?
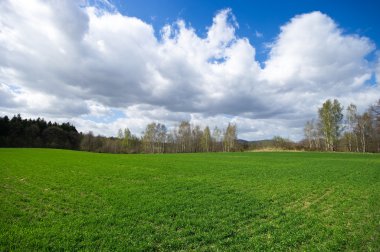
[0,149,379,251]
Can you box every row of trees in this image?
[0,114,80,149]
[2,98,378,154]
[0,114,239,153]
[80,121,239,154]
[141,121,238,153]
[304,99,380,152]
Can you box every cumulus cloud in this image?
[260,11,379,117]
[0,1,379,139]
[262,12,374,86]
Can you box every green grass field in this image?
[0,149,379,251]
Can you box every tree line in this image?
[0,114,240,153]
[80,121,239,153]
[0,114,80,149]
[303,99,380,152]
[1,98,379,154]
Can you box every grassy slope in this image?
[0,149,379,251]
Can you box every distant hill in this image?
[238,139,274,146]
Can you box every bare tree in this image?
[81,131,94,152]
[192,125,203,152]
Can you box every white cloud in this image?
[86,100,111,116]
[255,30,263,38]
[0,2,379,140]
[260,11,379,119]
[0,83,22,107]
[207,8,237,50]
[262,12,374,88]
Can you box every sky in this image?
[1,0,380,140]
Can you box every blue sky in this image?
[112,0,380,63]
[0,0,379,140]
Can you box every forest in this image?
[0,99,379,153]
[0,115,80,150]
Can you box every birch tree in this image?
[370,99,380,152]
[345,104,358,152]
[177,121,191,152]
[355,112,372,152]
[304,120,314,150]
[318,99,343,151]
[223,123,237,152]
[201,126,211,152]
[142,123,156,153]
[192,125,203,152]
[157,123,167,153]
[212,126,222,152]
